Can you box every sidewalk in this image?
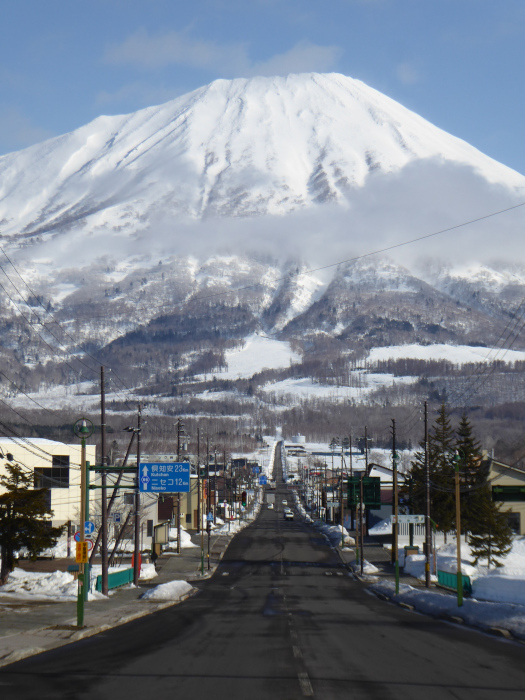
[0,531,231,667]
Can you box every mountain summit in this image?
[0,72,523,241]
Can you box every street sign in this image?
[84,521,95,536]
[114,512,122,524]
[259,476,268,485]
[76,541,88,563]
[391,514,425,524]
[86,538,94,551]
[207,512,214,522]
[347,476,381,509]
[74,531,81,543]
[139,462,191,493]
[252,466,260,474]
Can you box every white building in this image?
[0,438,96,530]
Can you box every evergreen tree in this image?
[468,488,513,568]
[455,413,484,533]
[0,463,64,584]
[407,404,456,533]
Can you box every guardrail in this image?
[95,567,134,592]
[437,569,472,596]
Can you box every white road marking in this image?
[293,645,303,659]
[298,671,314,696]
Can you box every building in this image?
[484,457,525,535]
[0,438,97,531]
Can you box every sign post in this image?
[73,417,94,628]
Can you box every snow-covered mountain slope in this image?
[1,72,524,245]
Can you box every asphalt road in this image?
[1,447,525,699]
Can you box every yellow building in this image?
[486,457,525,535]
[0,438,96,531]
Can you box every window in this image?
[34,457,70,489]
[124,493,135,505]
[492,485,525,502]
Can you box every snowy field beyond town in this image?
[367,343,525,365]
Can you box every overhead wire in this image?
[0,200,524,445]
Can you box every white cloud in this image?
[250,41,342,77]
[105,29,341,78]
[96,82,183,107]
[0,106,53,155]
[396,62,421,85]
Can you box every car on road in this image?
[267,503,274,509]
[284,510,294,521]
[282,500,288,505]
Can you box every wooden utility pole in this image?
[424,401,431,588]
[176,419,183,554]
[100,366,108,596]
[197,427,201,534]
[133,404,142,586]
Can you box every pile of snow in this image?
[292,491,354,547]
[369,518,393,535]
[168,528,198,548]
[141,580,194,601]
[370,581,525,641]
[0,569,104,601]
[350,560,380,575]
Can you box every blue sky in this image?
[1,0,524,174]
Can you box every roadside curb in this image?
[0,590,198,668]
[368,587,525,644]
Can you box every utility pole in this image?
[89,430,136,565]
[454,451,463,606]
[133,405,142,586]
[100,366,108,596]
[197,427,201,534]
[360,471,364,577]
[206,435,211,570]
[424,401,431,588]
[176,419,183,555]
[340,438,349,548]
[392,419,399,594]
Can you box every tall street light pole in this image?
[74,418,94,628]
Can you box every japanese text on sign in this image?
[139,462,191,493]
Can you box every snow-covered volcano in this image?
[1,72,524,243]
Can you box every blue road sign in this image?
[259,475,268,485]
[84,521,95,535]
[114,512,122,524]
[139,462,191,493]
[252,466,260,474]
[207,512,214,521]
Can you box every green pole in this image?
[77,436,86,627]
[84,461,90,601]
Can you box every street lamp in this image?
[73,417,94,628]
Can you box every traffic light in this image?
[241,491,247,507]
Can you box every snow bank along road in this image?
[1,447,525,699]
